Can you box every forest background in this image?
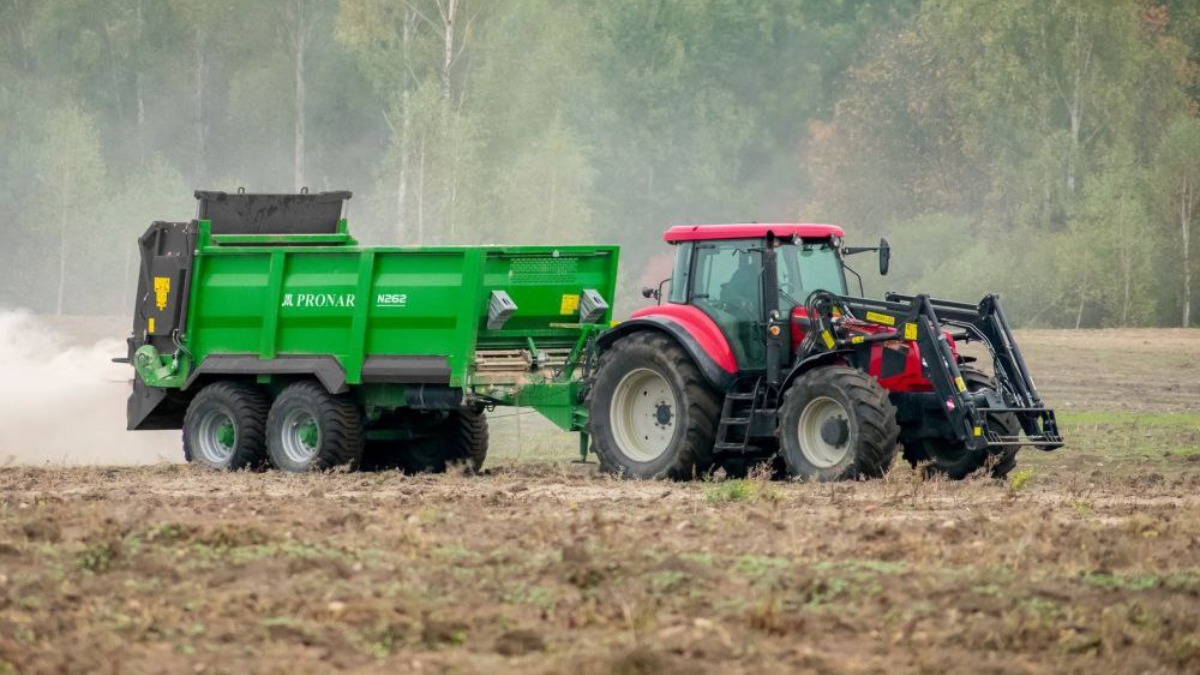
[2,0,1200,327]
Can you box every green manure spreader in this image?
[123,190,618,473]
[124,190,1060,479]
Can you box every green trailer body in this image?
[126,191,618,468]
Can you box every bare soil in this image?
[2,464,1199,675]
[1012,329,1200,414]
[1,324,1198,673]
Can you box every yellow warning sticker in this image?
[865,311,895,326]
[973,425,983,437]
[821,330,835,349]
[154,276,170,311]
[559,293,580,315]
[147,317,156,334]
[904,323,918,340]
[850,335,865,345]
[955,376,967,392]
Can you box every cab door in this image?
[687,239,766,370]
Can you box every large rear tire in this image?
[399,408,489,474]
[901,366,1021,479]
[778,366,899,481]
[588,332,721,480]
[183,381,270,471]
[266,381,364,472]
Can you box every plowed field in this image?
[1,322,1199,674]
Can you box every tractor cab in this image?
[650,224,875,373]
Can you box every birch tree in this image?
[1156,115,1200,327]
[34,105,106,315]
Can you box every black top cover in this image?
[194,190,352,235]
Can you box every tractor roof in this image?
[662,223,845,243]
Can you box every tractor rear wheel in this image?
[588,331,721,479]
[266,381,364,472]
[399,408,489,474]
[902,366,1021,479]
[778,366,899,481]
[183,381,270,471]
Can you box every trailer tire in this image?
[589,331,721,480]
[400,408,489,474]
[902,367,1021,479]
[266,381,363,472]
[183,381,270,471]
[778,366,899,481]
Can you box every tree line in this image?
[1,0,1197,327]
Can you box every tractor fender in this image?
[598,313,737,390]
[780,350,855,392]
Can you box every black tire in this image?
[265,381,364,472]
[901,366,1021,479]
[588,331,721,480]
[183,381,270,471]
[399,408,489,474]
[778,366,899,481]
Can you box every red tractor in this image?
[587,224,1062,480]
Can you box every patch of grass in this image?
[1080,570,1200,592]
[1008,469,1035,494]
[1057,411,1200,428]
[812,559,909,576]
[649,569,689,592]
[78,540,120,573]
[1054,412,1200,463]
[705,479,755,503]
[680,551,715,568]
[734,554,792,579]
[502,583,557,609]
[1081,572,1161,591]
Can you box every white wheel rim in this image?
[797,396,852,468]
[609,368,677,462]
[280,409,320,465]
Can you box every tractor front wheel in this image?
[266,381,364,472]
[588,332,721,479]
[778,366,899,481]
[902,366,1021,479]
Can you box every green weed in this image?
[1009,469,1035,494]
[705,479,755,503]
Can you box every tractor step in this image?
[714,379,769,455]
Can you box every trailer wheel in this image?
[266,381,363,472]
[183,381,270,471]
[778,366,899,481]
[400,408,489,474]
[589,331,721,479]
[902,367,1021,479]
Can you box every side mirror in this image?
[878,238,890,276]
[641,286,659,300]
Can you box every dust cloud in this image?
[0,310,178,466]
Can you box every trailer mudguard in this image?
[598,308,737,390]
[182,355,350,394]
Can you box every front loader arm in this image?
[885,293,1063,451]
[801,291,1062,452]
